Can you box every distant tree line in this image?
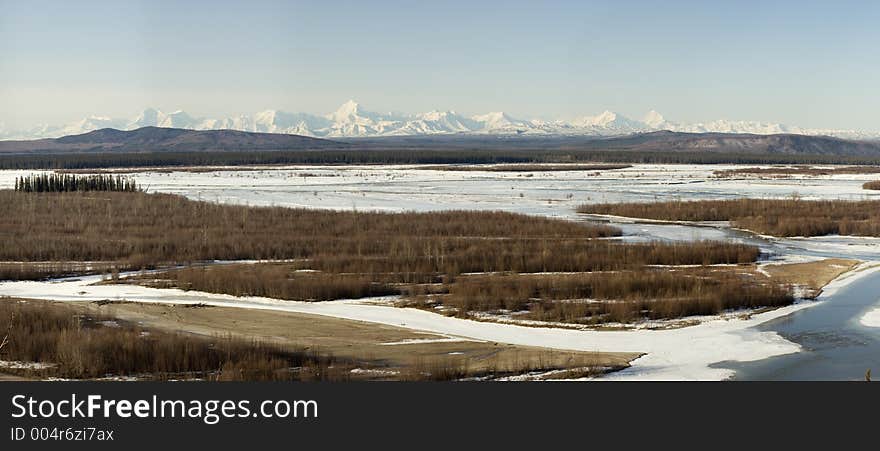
[14,173,139,193]
[4,150,880,170]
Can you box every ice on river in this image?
[0,273,818,380]
[3,164,880,379]
[3,164,876,219]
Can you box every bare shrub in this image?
[579,198,880,237]
[0,191,617,267]
[434,271,793,324]
[0,262,119,281]
[147,264,398,301]
[0,299,349,380]
[715,166,880,177]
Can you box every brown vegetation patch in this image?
[128,265,398,301]
[0,191,618,268]
[304,240,760,283]
[0,299,349,381]
[406,269,793,325]
[758,258,859,298]
[863,181,880,190]
[127,238,762,304]
[0,262,119,281]
[1,191,759,286]
[0,300,636,380]
[579,198,880,237]
[714,166,880,178]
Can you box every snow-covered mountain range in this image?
[3,100,877,140]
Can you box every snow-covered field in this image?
[6,164,878,258]
[4,164,878,218]
[3,164,880,379]
[110,164,880,215]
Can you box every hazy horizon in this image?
[1,0,878,131]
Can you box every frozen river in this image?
[3,163,880,380]
[3,163,880,215]
[721,264,880,381]
[86,164,880,218]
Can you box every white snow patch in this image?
[0,360,57,370]
[379,337,474,346]
[0,270,857,381]
[860,308,880,328]
[350,368,400,376]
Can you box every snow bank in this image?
[852,263,880,328]
[0,271,842,381]
[860,308,880,328]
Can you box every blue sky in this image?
[1,0,878,130]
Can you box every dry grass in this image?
[410,269,793,325]
[3,191,780,330]
[758,258,859,298]
[0,299,350,380]
[0,262,121,281]
[715,166,880,177]
[863,181,880,190]
[2,300,636,380]
[128,239,761,304]
[579,198,880,237]
[131,265,398,301]
[104,301,637,379]
[303,240,760,283]
[0,190,618,268]
[2,191,759,282]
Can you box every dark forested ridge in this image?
[0,126,345,153]
[5,149,880,170]
[2,128,880,169]
[340,131,880,156]
[571,131,880,156]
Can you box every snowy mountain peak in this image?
[129,108,163,128]
[471,112,529,131]
[643,110,666,128]
[3,104,878,141]
[329,100,365,122]
[418,110,449,121]
[474,111,511,121]
[594,110,619,124]
[254,109,280,123]
[572,110,644,132]
[159,110,197,129]
[591,110,628,127]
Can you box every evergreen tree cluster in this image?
[14,173,139,193]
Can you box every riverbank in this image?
[0,259,869,380]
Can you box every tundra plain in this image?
[2,163,880,380]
